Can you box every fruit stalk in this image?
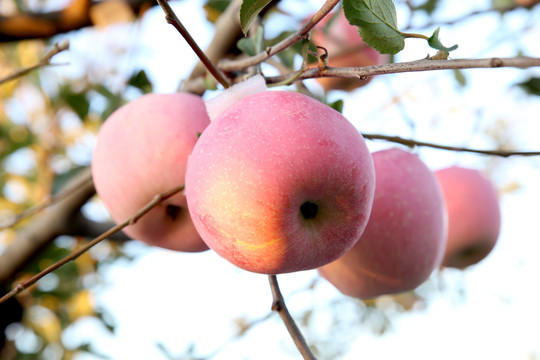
[269,275,317,360]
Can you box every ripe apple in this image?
[435,166,501,269]
[92,92,210,252]
[319,148,447,299]
[310,11,387,92]
[185,90,376,274]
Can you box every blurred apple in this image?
[319,148,447,298]
[92,93,210,252]
[435,166,501,269]
[185,90,375,274]
[310,10,388,92]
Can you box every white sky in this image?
[33,0,540,359]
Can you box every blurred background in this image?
[0,0,539,359]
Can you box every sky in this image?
[16,0,540,359]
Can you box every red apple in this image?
[92,93,210,252]
[319,148,447,298]
[185,90,376,274]
[310,11,388,92]
[435,166,501,269]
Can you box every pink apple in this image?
[185,90,375,274]
[435,166,501,269]
[92,93,210,252]
[310,11,388,92]
[319,148,447,298]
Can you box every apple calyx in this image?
[300,201,319,220]
[205,74,267,122]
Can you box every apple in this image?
[435,166,501,269]
[185,90,376,274]
[92,92,210,252]
[310,11,388,92]
[319,148,447,299]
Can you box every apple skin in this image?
[185,91,376,274]
[92,93,210,252]
[311,11,388,92]
[319,148,447,299]
[435,166,501,269]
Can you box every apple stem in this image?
[268,275,317,360]
[155,0,231,89]
[0,185,185,306]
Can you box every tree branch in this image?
[0,184,185,305]
[181,0,245,94]
[0,167,95,285]
[362,133,540,157]
[65,211,131,242]
[155,0,231,89]
[218,0,341,72]
[0,0,152,42]
[264,56,540,84]
[0,39,69,86]
[268,275,317,360]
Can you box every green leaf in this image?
[453,69,467,87]
[239,0,272,35]
[128,70,153,94]
[237,37,257,56]
[93,84,124,120]
[427,27,458,52]
[343,0,406,54]
[204,0,232,22]
[59,85,90,120]
[328,99,344,113]
[515,77,540,96]
[415,0,441,14]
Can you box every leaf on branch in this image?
[328,99,344,113]
[427,27,458,52]
[515,76,540,96]
[239,0,272,35]
[203,0,232,22]
[237,37,257,56]
[415,0,441,14]
[343,0,406,54]
[128,70,153,94]
[59,85,90,120]
[453,69,467,87]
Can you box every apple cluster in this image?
[92,25,500,298]
[91,76,501,300]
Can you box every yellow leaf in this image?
[89,0,136,28]
[27,305,62,343]
[65,289,94,320]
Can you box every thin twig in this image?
[0,40,69,86]
[0,169,93,231]
[268,275,317,360]
[362,133,540,157]
[155,0,231,89]
[403,3,525,31]
[264,56,540,84]
[0,185,184,305]
[219,0,341,72]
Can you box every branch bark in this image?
[181,0,244,94]
[0,0,152,42]
[0,167,95,284]
[362,133,540,157]
[218,0,340,73]
[0,40,69,86]
[268,275,317,360]
[264,56,540,84]
[0,184,184,304]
